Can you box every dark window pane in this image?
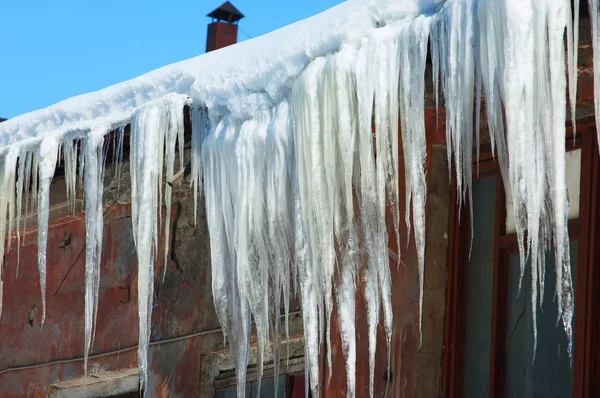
[463,177,497,397]
[504,241,577,398]
[215,382,250,398]
[249,376,287,397]
[216,375,287,398]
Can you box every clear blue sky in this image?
[0,0,344,119]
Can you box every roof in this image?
[207,1,244,23]
[0,0,419,152]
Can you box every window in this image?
[443,129,600,397]
[203,333,308,397]
[215,374,306,398]
[503,241,577,397]
[462,176,496,397]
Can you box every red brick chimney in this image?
[206,2,245,53]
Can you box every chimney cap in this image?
[207,1,244,23]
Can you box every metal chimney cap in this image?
[207,2,244,23]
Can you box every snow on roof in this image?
[0,0,441,152]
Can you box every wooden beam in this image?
[48,368,138,398]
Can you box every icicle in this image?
[83,132,106,375]
[0,148,18,261]
[293,56,338,384]
[355,38,383,398]
[353,23,417,394]
[202,115,253,398]
[130,97,184,395]
[548,0,575,357]
[265,101,294,389]
[162,96,186,280]
[63,140,79,212]
[5,154,17,255]
[37,137,59,328]
[190,106,207,225]
[331,47,360,398]
[293,188,319,398]
[0,147,18,318]
[237,113,272,397]
[397,16,431,346]
[20,150,34,273]
[15,148,28,275]
[569,0,580,141]
[337,263,356,398]
[287,66,322,398]
[31,150,39,212]
[115,126,125,198]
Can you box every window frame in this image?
[443,124,600,398]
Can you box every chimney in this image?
[206,2,245,53]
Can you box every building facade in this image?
[0,3,598,398]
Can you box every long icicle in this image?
[37,137,59,328]
[131,100,170,395]
[83,132,106,375]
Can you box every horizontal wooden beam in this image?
[48,368,138,398]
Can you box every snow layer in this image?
[0,0,589,396]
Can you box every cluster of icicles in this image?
[0,0,598,396]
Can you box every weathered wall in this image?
[0,136,451,397]
[0,145,310,397]
[416,145,450,397]
[0,152,223,397]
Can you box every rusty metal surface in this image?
[0,203,212,397]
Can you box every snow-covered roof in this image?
[0,0,441,151]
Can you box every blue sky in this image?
[0,0,343,119]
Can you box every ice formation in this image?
[0,0,593,396]
[83,131,105,375]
